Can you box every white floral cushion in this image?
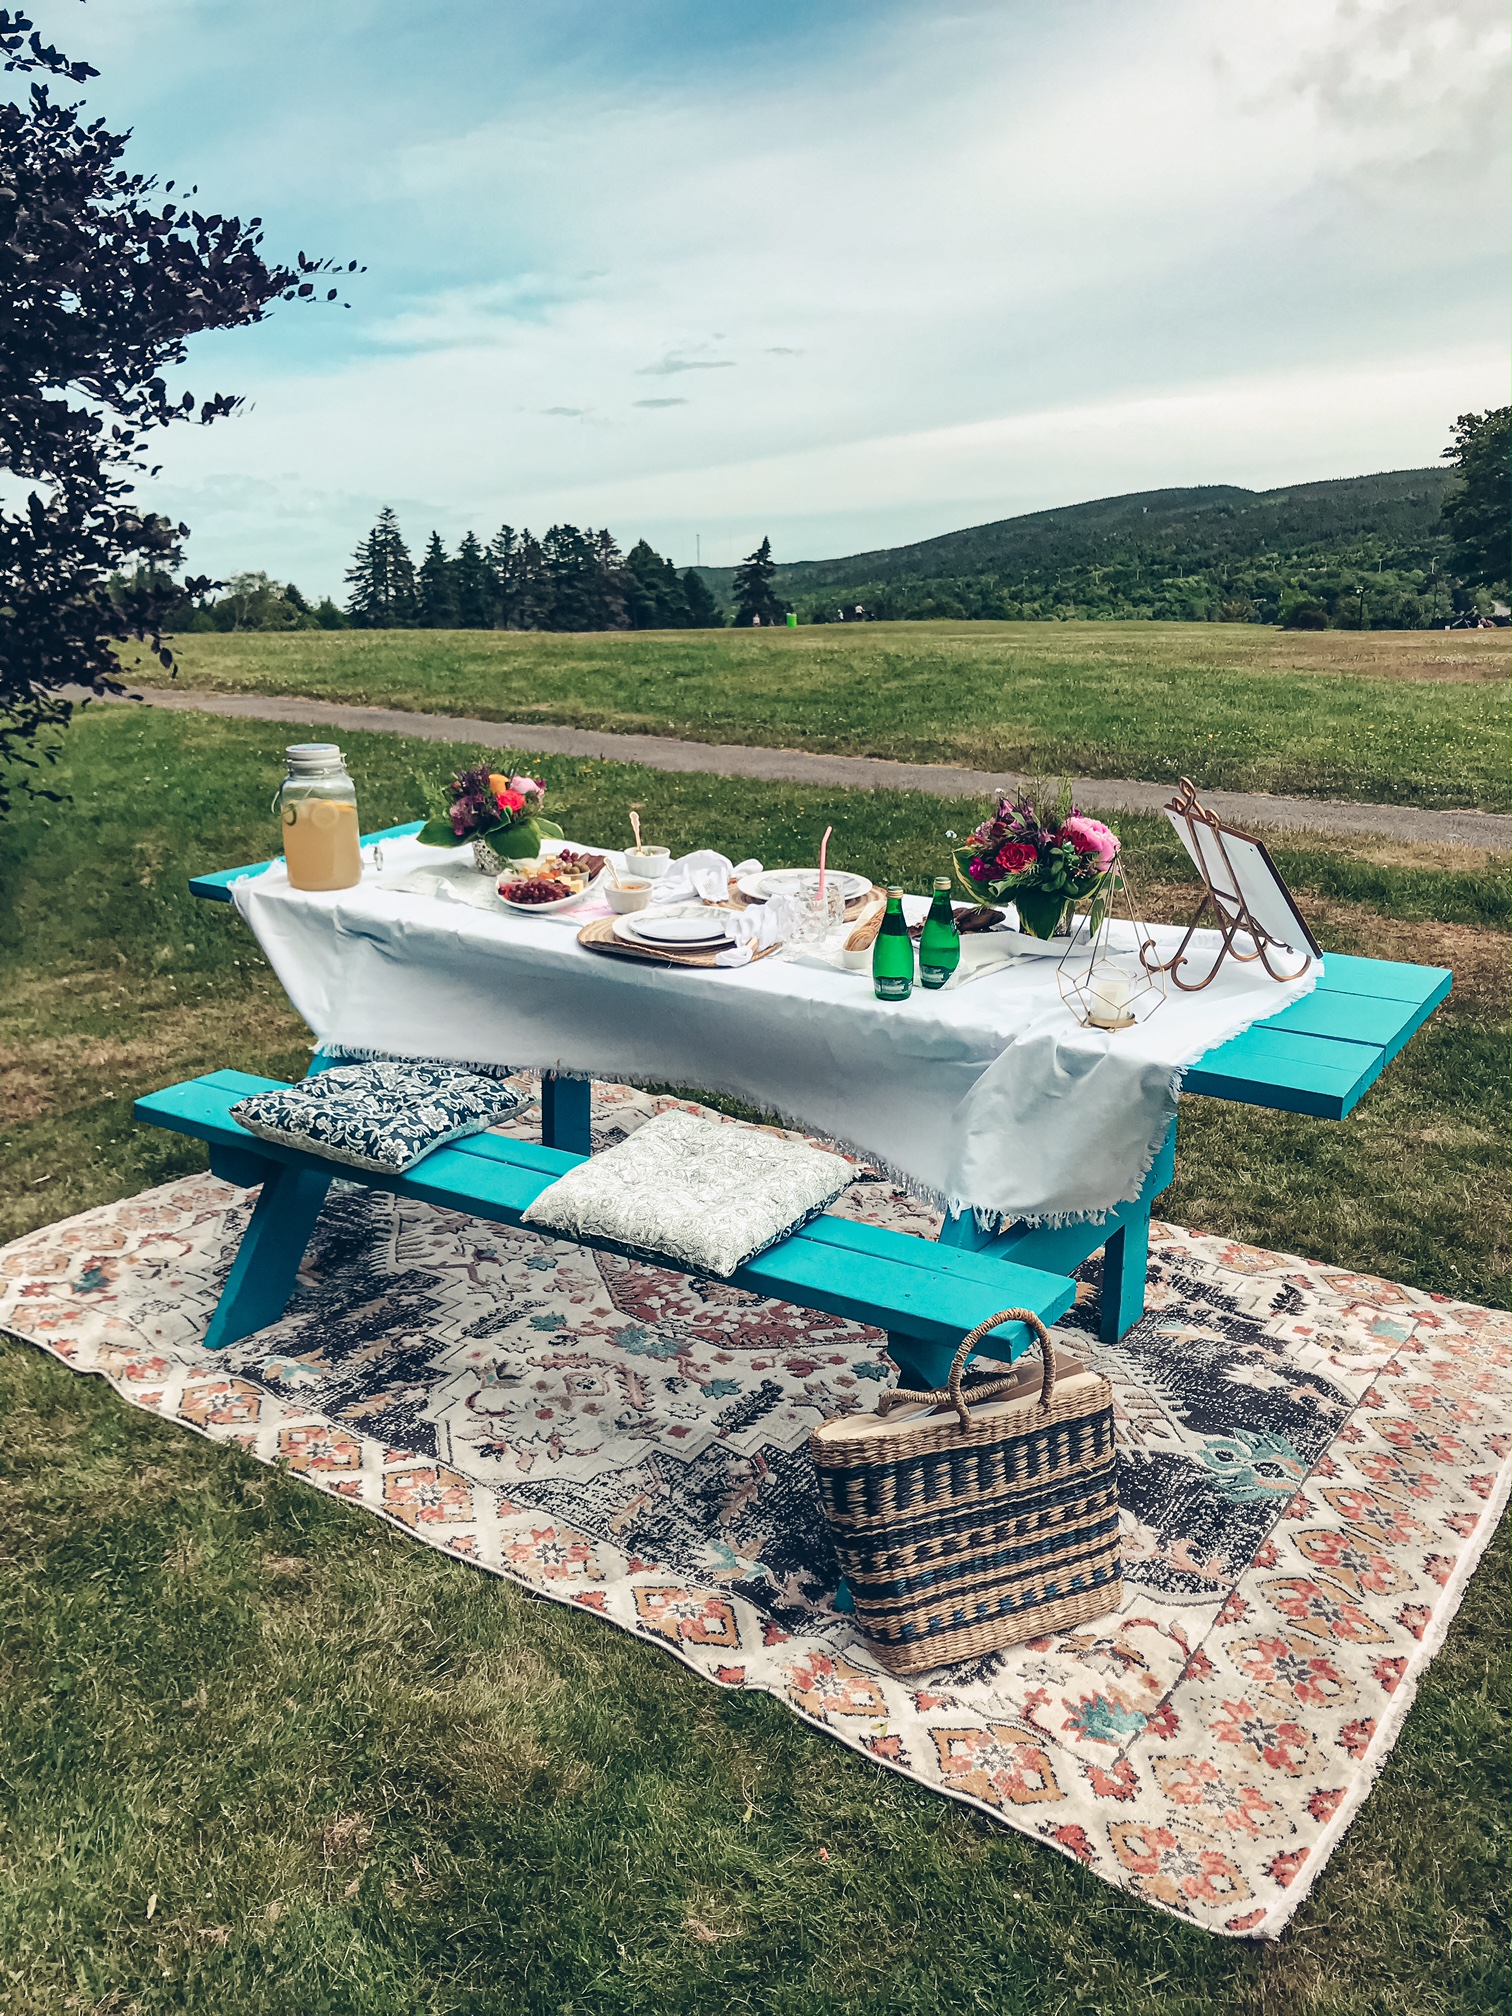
[521,1109,853,1276]
[230,1062,527,1175]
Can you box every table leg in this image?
[941,1118,1177,1345]
[541,1072,593,1156]
[203,1159,333,1351]
[1097,1210,1151,1343]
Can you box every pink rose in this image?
[1058,815,1119,869]
[508,774,543,798]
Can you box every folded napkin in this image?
[714,892,804,966]
[650,850,762,907]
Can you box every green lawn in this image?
[0,704,1506,2013]
[118,622,1511,812]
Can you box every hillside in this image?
[699,467,1460,626]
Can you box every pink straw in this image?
[817,825,832,901]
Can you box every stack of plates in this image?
[612,907,735,954]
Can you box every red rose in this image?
[995,841,1037,874]
[495,789,526,815]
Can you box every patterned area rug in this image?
[1,1084,1505,1940]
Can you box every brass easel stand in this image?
[1141,779,1315,993]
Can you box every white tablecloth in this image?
[233,837,1320,1226]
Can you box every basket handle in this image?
[878,1308,1055,1432]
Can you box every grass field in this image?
[117,622,1512,812]
[0,704,1507,2013]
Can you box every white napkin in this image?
[714,891,804,966]
[651,850,762,906]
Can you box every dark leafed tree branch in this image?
[1439,407,1510,598]
[0,5,359,808]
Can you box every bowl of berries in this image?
[496,849,609,913]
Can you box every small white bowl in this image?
[605,879,652,913]
[839,945,873,972]
[625,846,671,880]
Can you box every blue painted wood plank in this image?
[797,1212,1078,1298]
[1184,1027,1379,1117]
[189,821,425,902]
[1263,989,1429,1048]
[1314,954,1452,1007]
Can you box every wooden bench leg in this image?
[203,1161,333,1351]
[540,1072,592,1155]
[1098,1210,1150,1343]
[885,1331,931,1388]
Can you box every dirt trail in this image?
[100,685,1511,853]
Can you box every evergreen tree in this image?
[1441,407,1510,592]
[344,508,417,626]
[592,528,630,629]
[416,531,456,627]
[731,535,787,626]
[451,529,493,627]
[515,532,551,630]
[487,526,521,628]
[658,555,692,626]
[624,538,687,627]
[542,523,596,630]
[681,568,723,628]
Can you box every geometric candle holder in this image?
[1056,865,1167,1032]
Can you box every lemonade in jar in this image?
[277,744,362,891]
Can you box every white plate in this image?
[612,917,733,953]
[736,867,872,906]
[620,912,734,948]
[496,865,606,914]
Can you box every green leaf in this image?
[483,816,562,859]
[416,817,463,848]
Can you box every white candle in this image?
[1088,965,1135,1025]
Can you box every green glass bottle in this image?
[872,887,914,1001]
[919,875,961,989]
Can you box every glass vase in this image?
[1013,887,1072,940]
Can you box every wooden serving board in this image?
[575,913,783,969]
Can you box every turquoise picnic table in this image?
[176,821,1452,1361]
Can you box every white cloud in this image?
[120,0,1507,593]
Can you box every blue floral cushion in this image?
[230,1061,527,1175]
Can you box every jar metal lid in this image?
[285,742,344,770]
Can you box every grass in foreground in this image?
[0,705,1506,2014]
[116,621,1511,811]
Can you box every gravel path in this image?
[103,684,1510,852]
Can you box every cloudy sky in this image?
[56,0,1512,595]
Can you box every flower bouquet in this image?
[953,782,1120,939]
[417,765,563,874]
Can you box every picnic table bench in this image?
[134,1067,1076,1388]
[170,822,1453,1356]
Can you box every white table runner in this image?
[233,837,1320,1226]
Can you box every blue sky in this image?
[42,0,1512,595]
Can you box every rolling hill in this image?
[699,467,1460,626]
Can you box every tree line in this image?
[342,511,723,630]
[164,520,795,633]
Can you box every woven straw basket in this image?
[810,1309,1121,1674]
